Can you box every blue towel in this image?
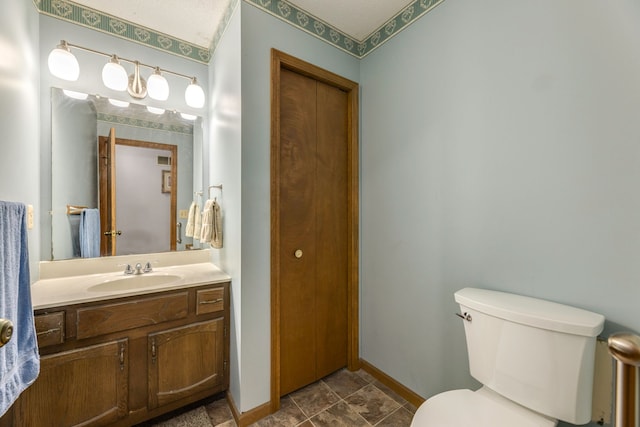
[79,208,100,258]
[0,201,40,416]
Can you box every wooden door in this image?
[98,128,117,256]
[275,60,354,396]
[147,319,224,409]
[15,340,128,426]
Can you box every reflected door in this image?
[99,128,178,256]
[98,128,117,256]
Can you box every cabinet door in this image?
[16,339,128,427]
[148,318,224,409]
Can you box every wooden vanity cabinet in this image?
[1,281,229,427]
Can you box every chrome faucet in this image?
[124,262,153,275]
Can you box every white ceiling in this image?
[71,0,416,47]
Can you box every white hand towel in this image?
[211,200,223,249]
[200,199,214,243]
[193,202,202,241]
[185,201,196,237]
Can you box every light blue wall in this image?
[360,0,640,425]
[239,1,360,411]
[208,4,243,411]
[0,0,40,277]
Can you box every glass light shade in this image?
[48,44,79,81]
[62,89,88,100]
[180,113,197,121]
[147,106,165,114]
[108,98,130,108]
[147,69,169,101]
[185,78,205,108]
[102,56,128,91]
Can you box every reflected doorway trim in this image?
[270,48,360,413]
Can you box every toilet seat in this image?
[411,387,558,427]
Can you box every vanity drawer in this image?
[196,288,225,315]
[76,292,189,339]
[35,311,65,348]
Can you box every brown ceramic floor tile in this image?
[250,397,307,427]
[372,380,408,405]
[205,398,234,425]
[153,406,213,427]
[310,401,369,427]
[345,384,400,425]
[355,369,376,384]
[297,421,314,427]
[289,381,340,417]
[323,369,369,398]
[375,407,414,427]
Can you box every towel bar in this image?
[66,204,88,215]
[608,332,640,427]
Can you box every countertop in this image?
[31,262,231,310]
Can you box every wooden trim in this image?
[226,391,271,427]
[270,48,360,410]
[360,359,426,409]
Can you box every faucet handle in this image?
[123,264,134,275]
[143,262,153,273]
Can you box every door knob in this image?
[0,318,14,348]
[294,249,303,259]
[103,230,122,236]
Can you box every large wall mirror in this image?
[48,87,204,261]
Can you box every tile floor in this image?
[139,369,417,427]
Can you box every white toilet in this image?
[411,288,605,427]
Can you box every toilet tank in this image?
[454,288,605,425]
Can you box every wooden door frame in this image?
[270,48,359,411]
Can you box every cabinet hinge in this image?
[224,360,227,372]
[224,326,227,338]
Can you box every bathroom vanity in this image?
[0,255,230,427]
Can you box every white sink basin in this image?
[88,273,182,292]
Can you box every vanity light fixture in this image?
[185,78,205,109]
[47,40,205,108]
[147,67,170,101]
[47,40,80,81]
[101,55,128,91]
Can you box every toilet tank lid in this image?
[455,288,605,337]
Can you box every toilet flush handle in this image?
[455,312,472,322]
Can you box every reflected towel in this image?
[0,201,40,416]
[185,202,197,237]
[79,208,100,258]
[200,199,214,243]
[193,202,201,241]
[211,200,223,249]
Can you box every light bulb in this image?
[102,55,128,91]
[180,113,197,121]
[147,67,169,101]
[147,106,165,114]
[48,41,79,81]
[62,90,88,100]
[185,78,205,109]
[108,98,130,108]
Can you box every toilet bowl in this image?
[411,387,557,427]
[410,288,605,427]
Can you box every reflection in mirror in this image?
[49,87,203,260]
